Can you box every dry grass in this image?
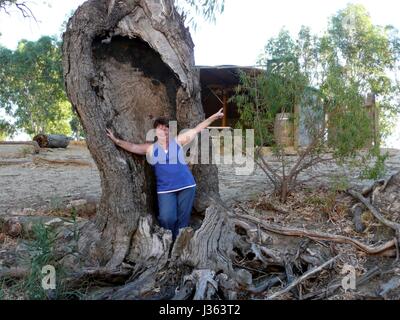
[18,146,35,157]
[246,186,353,230]
[69,140,87,147]
[0,232,19,250]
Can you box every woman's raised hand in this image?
[212,108,224,121]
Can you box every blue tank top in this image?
[150,137,196,194]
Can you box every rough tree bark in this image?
[62,0,219,269]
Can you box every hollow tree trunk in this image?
[62,0,219,268]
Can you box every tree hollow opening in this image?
[92,35,181,141]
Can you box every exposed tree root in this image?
[266,255,340,300]
[347,189,400,234]
[234,205,397,256]
[239,215,396,256]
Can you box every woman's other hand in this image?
[106,128,118,143]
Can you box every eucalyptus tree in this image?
[234,4,400,202]
[0,36,73,136]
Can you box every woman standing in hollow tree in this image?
[106,108,224,240]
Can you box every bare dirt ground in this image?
[0,143,101,215]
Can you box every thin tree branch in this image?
[347,189,400,233]
[266,255,340,300]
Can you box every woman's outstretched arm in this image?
[106,129,152,155]
[177,108,224,146]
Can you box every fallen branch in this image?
[347,189,400,233]
[233,209,396,256]
[266,255,340,300]
[209,195,397,256]
[302,266,381,300]
[247,276,283,294]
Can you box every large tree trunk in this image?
[62,0,219,268]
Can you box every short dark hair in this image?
[153,117,169,129]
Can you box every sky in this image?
[0,0,399,147]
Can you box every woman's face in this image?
[156,124,169,140]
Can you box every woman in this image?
[106,108,224,240]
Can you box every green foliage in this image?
[0,6,77,139]
[23,224,58,300]
[323,69,373,159]
[360,149,389,180]
[182,0,224,22]
[0,118,15,140]
[1,222,85,300]
[233,28,314,148]
[233,71,276,146]
[175,0,224,28]
[232,4,400,201]
[21,223,84,300]
[0,36,73,137]
[69,112,85,140]
[329,174,351,193]
[324,4,399,97]
[235,4,399,154]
